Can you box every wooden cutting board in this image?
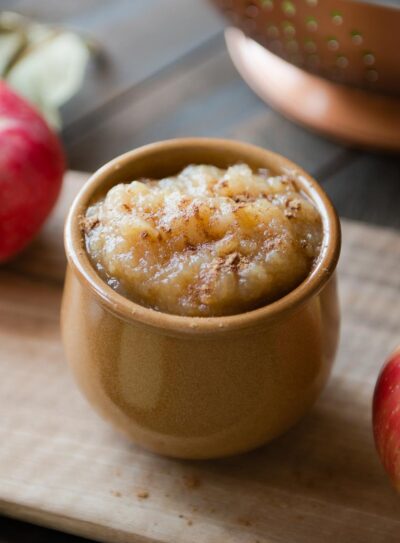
[1,171,400,543]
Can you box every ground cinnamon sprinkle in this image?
[224,251,240,269]
[80,215,99,233]
[284,196,302,218]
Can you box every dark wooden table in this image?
[1,1,399,541]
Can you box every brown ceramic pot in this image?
[61,138,341,459]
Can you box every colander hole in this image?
[331,11,343,26]
[306,17,318,32]
[286,39,299,53]
[267,24,280,38]
[366,69,378,82]
[261,0,274,10]
[327,37,339,51]
[304,39,316,53]
[282,21,296,37]
[336,55,348,68]
[245,4,259,18]
[281,1,296,16]
[351,31,363,46]
[363,53,375,66]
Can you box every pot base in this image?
[226,28,400,153]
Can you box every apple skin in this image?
[373,348,400,492]
[0,81,65,262]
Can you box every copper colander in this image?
[210,0,400,150]
[212,0,400,94]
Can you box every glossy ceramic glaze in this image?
[61,138,341,459]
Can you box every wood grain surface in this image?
[0,171,400,543]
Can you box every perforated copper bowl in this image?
[210,1,400,150]
[212,0,400,93]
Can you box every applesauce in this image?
[83,164,322,317]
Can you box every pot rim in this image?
[64,138,341,335]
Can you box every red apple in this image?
[0,81,65,262]
[373,348,400,491]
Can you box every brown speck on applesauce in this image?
[233,192,252,203]
[224,251,241,270]
[284,197,303,218]
[284,209,294,218]
[80,215,99,233]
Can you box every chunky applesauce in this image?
[83,164,322,317]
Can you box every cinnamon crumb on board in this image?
[110,490,122,498]
[182,474,201,489]
[137,490,149,499]
[237,517,252,527]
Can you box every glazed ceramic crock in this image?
[61,138,341,459]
